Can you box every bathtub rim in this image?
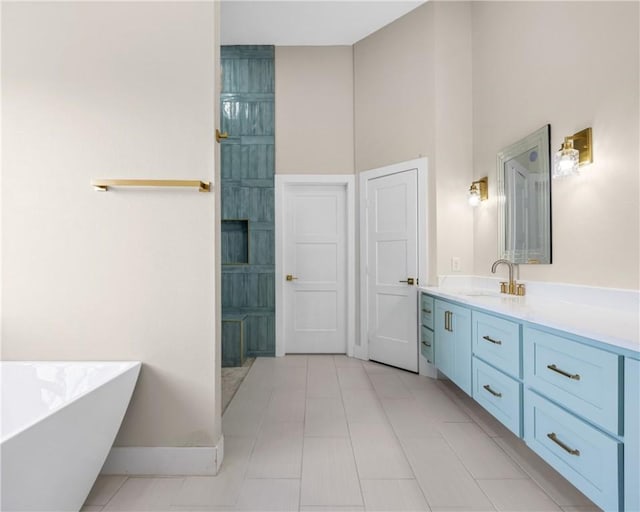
[0,360,141,444]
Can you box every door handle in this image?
[399,277,415,285]
[286,274,298,281]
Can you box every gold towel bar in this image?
[92,179,211,192]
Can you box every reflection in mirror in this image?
[497,125,551,264]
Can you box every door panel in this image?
[284,185,347,353]
[367,169,419,371]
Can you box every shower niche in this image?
[222,220,249,265]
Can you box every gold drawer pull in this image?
[482,335,502,345]
[422,341,432,348]
[547,364,581,381]
[483,384,502,397]
[422,308,432,314]
[547,432,580,456]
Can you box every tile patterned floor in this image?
[84,355,601,512]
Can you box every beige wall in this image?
[1,2,221,447]
[275,46,354,174]
[354,3,435,173]
[472,2,639,289]
[354,2,474,282]
[433,2,474,281]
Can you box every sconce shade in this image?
[553,137,580,178]
[468,189,481,206]
[553,127,593,178]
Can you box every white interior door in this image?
[366,169,419,371]
[283,184,347,353]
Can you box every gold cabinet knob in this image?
[398,277,415,285]
[286,274,298,281]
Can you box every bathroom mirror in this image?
[497,124,551,264]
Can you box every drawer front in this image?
[420,326,434,363]
[523,327,621,435]
[472,311,521,378]
[473,357,522,437]
[524,390,621,512]
[421,294,435,330]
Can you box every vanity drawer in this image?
[523,327,621,435]
[473,357,522,436]
[472,311,521,378]
[420,326,434,363]
[421,294,434,330]
[524,390,621,512]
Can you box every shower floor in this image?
[221,357,255,413]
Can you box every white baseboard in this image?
[101,435,224,476]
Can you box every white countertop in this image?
[421,279,640,356]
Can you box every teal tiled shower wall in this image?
[221,46,275,358]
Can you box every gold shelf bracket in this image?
[92,179,211,193]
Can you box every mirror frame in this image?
[497,124,552,264]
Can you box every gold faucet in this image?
[491,259,525,296]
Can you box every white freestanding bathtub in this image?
[0,361,141,512]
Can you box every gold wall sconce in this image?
[553,127,593,178]
[468,177,488,206]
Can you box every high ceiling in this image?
[220,1,426,46]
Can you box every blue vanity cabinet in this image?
[625,358,640,512]
[434,299,472,395]
[419,290,637,511]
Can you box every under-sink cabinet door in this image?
[473,357,522,437]
[523,327,621,435]
[435,301,454,379]
[434,300,472,395]
[524,390,621,512]
[472,311,521,378]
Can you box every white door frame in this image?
[358,158,428,361]
[275,175,356,357]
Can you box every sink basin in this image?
[460,290,501,297]
[449,289,523,302]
